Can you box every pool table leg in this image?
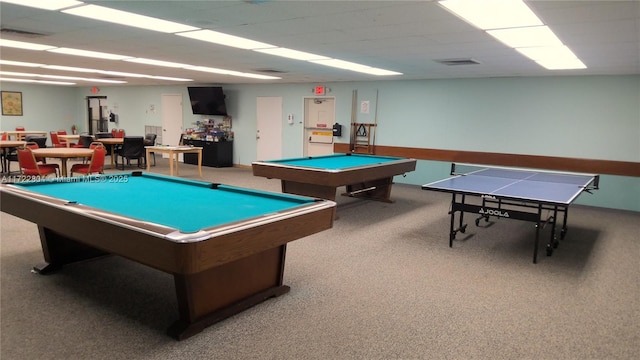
[33,226,109,274]
[168,245,290,340]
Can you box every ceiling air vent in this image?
[253,68,288,74]
[0,27,49,38]
[435,58,481,66]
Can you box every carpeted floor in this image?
[1,157,639,359]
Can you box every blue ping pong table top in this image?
[423,167,597,205]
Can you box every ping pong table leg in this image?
[560,206,569,239]
[533,205,542,264]
[546,206,560,257]
[448,193,467,247]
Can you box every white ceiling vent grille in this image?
[435,58,481,66]
[0,27,49,38]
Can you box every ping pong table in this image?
[422,163,599,263]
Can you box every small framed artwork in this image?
[1,91,23,116]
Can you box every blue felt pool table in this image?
[252,153,416,205]
[0,172,335,340]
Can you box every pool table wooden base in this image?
[34,226,291,340]
[281,177,395,203]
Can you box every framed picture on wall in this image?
[1,91,23,116]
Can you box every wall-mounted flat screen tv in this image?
[187,86,228,116]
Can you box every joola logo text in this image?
[479,208,509,217]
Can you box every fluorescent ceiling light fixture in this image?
[124,58,191,68]
[487,26,563,48]
[310,59,402,76]
[183,66,239,75]
[254,47,329,61]
[0,71,126,83]
[62,4,198,33]
[0,77,76,85]
[310,59,376,72]
[44,65,147,78]
[0,0,83,11]
[47,47,132,60]
[183,66,279,79]
[176,30,275,50]
[534,58,586,70]
[439,0,542,30]
[516,46,586,69]
[0,60,45,67]
[144,75,193,82]
[0,39,56,51]
[516,45,578,61]
[234,73,281,80]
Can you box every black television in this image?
[187,86,228,116]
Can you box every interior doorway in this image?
[303,97,335,156]
[87,96,108,134]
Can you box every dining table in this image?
[0,140,27,174]
[58,134,81,147]
[31,148,94,177]
[4,131,48,141]
[94,138,124,169]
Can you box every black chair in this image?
[24,135,47,148]
[144,133,157,166]
[116,136,145,170]
[95,132,113,139]
[78,135,94,148]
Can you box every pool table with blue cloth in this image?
[252,153,416,203]
[0,172,335,340]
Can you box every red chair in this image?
[111,128,117,137]
[71,145,106,176]
[50,131,66,148]
[57,130,77,146]
[116,129,125,138]
[15,126,25,131]
[25,141,60,174]
[17,147,58,178]
[1,132,7,140]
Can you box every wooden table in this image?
[58,134,80,147]
[94,138,123,169]
[0,140,26,173]
[4,131,48,141]
[31,148,94,177]
[145,146,203,177]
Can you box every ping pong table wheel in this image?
[546,244,554,256]
[560,229,567,240]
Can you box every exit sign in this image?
[314,86,326,96]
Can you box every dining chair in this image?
[17,146,58,178]
[57,130,77,146]
[50,131,65,148]
[15,126,25,131]
[116,136,145,170]
[24,135,47,148]
[1,132,7,140]
[71,145,105,176]
[111,128,117,137]
[144,133,158,166]
[73,134,94,148]
[117,129,125,138]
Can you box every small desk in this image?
[0,172,335,340]
[94,138,123,169]
[0,140,26,173]
[146,145,203,177]
[58,134,80,147]
[31,148,94,177]
[5,131,47,141]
